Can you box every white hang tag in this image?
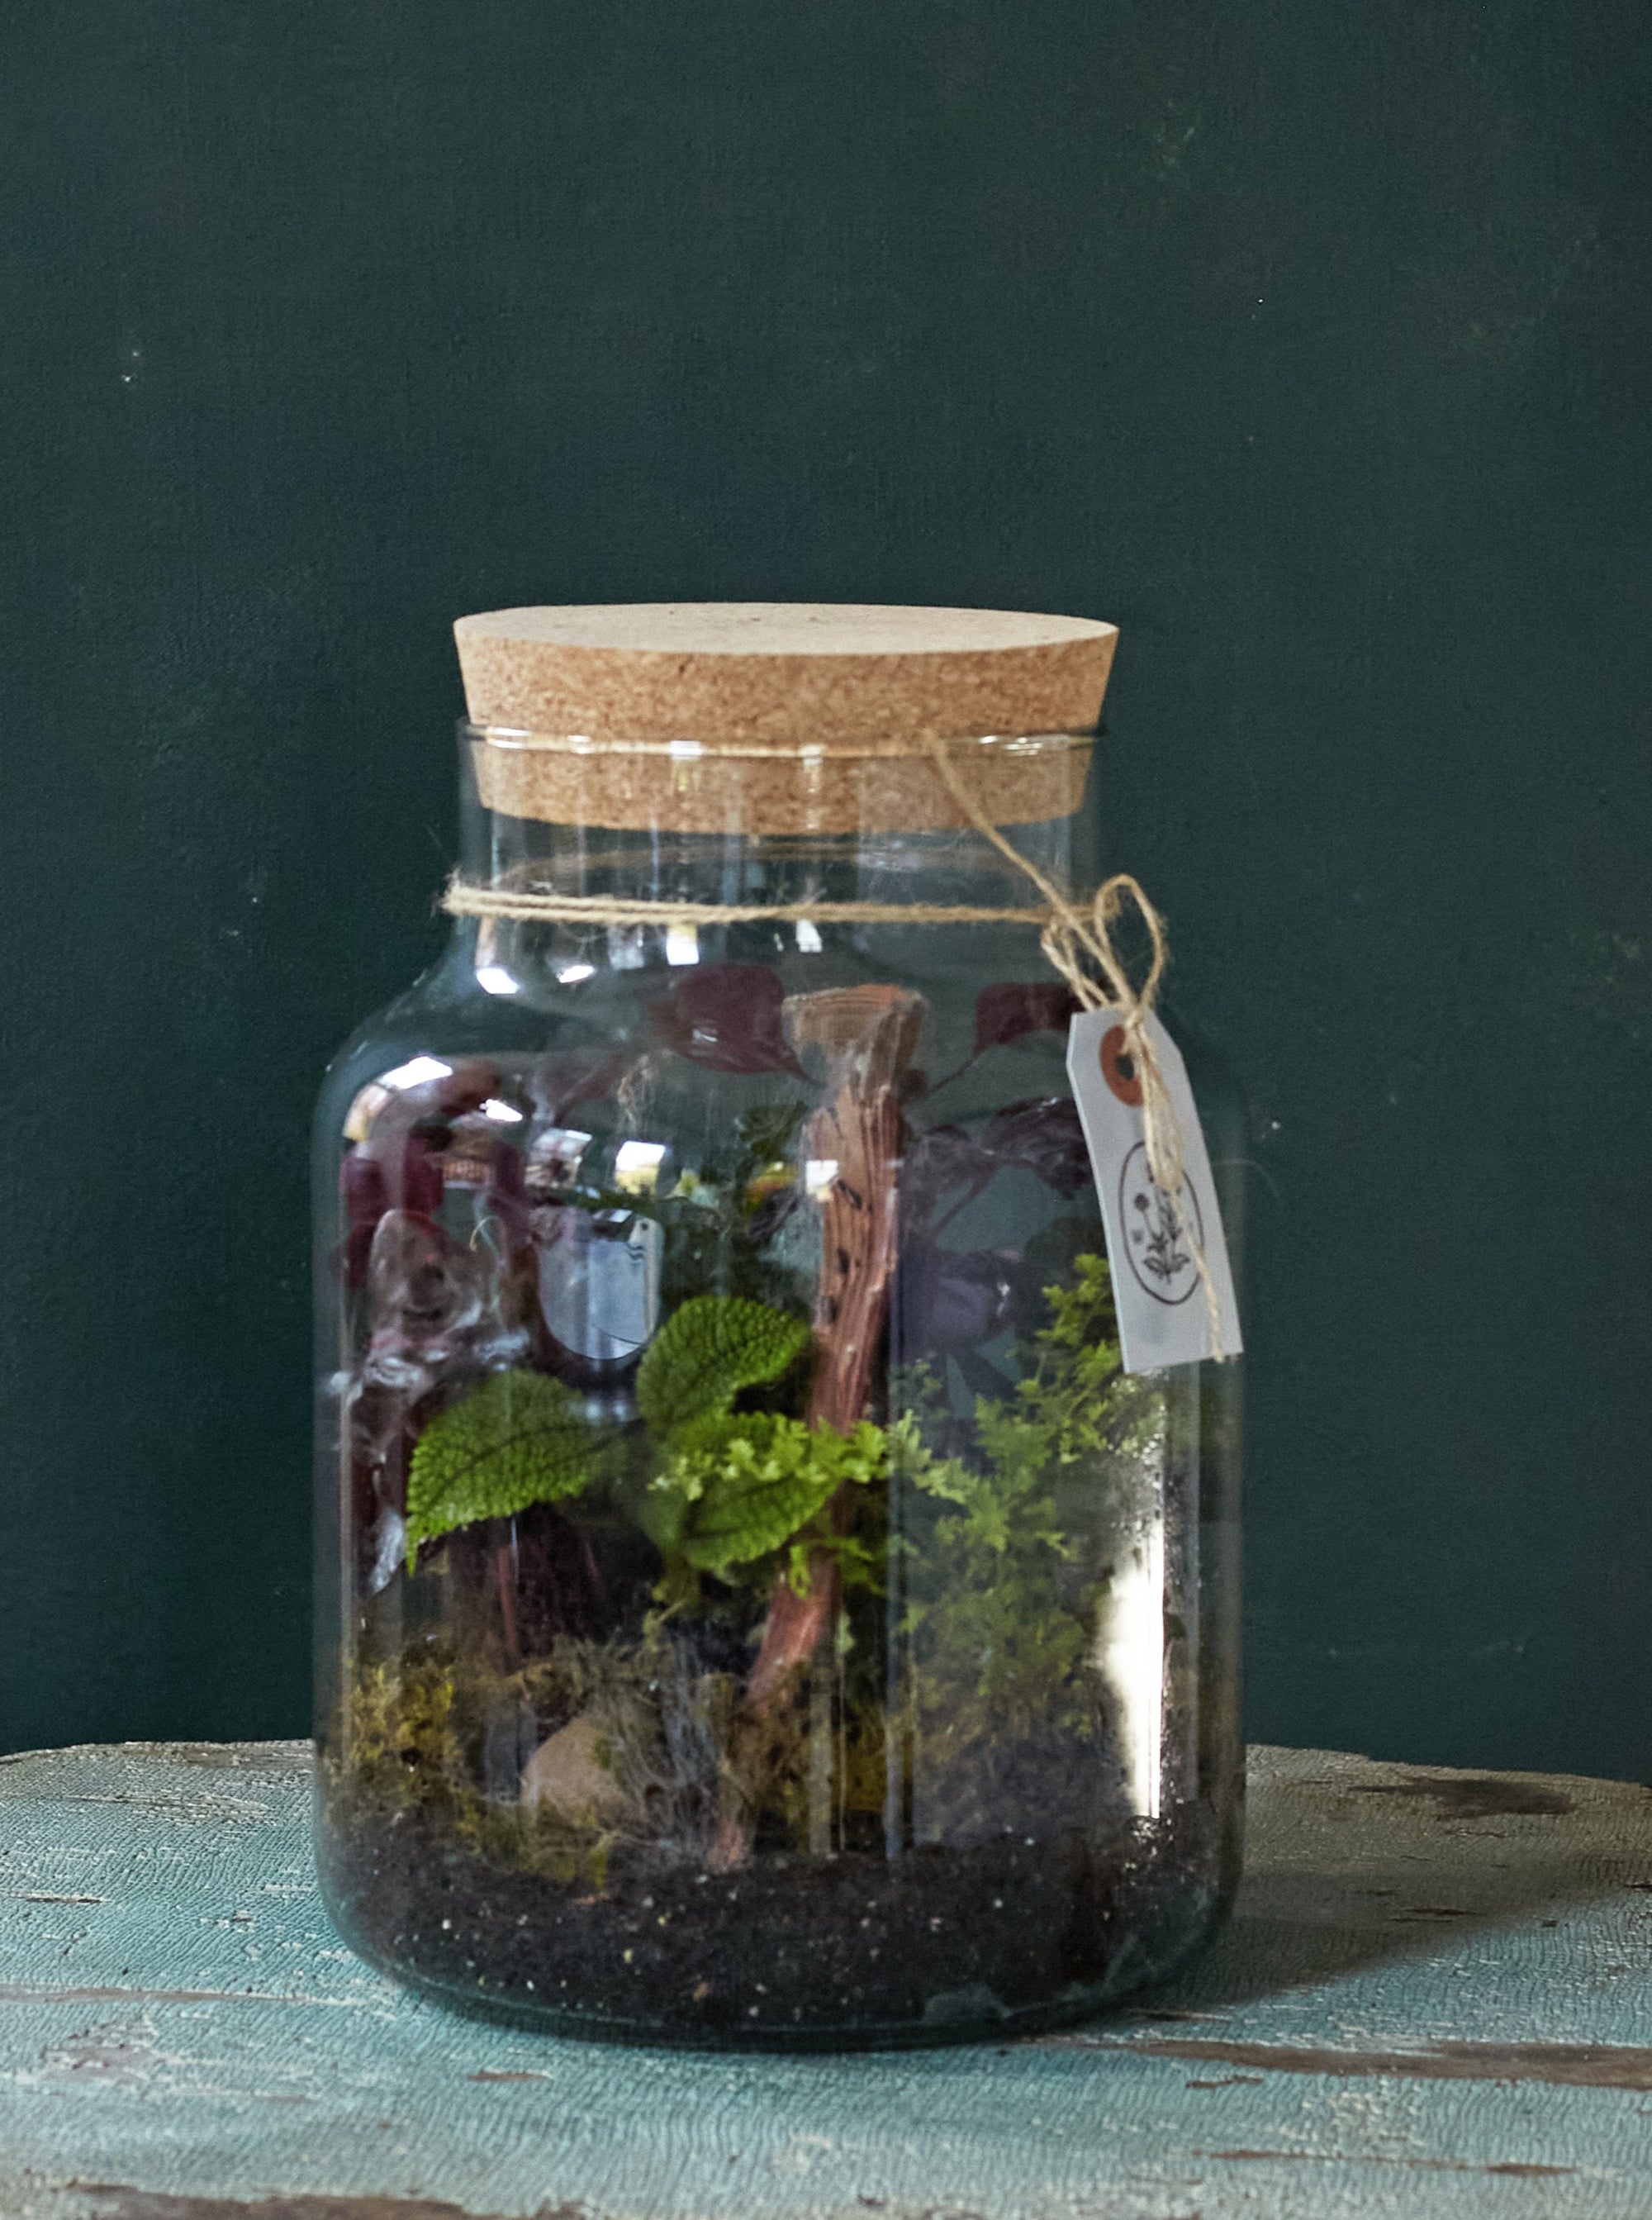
[1066,1008,1243,1372]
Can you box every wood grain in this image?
[2,1742,1650,2218]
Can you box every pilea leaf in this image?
[657,1412,885,1576]
[634,1294,812,1438]
[406,1371,595,1563]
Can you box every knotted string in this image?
[923,741,1222,1354]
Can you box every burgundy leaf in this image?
[979,1095,1093,1197]
[401,1135,448,1217]
[900,1124,994,1222]
[339,1135,446,1285]
[341,1149,389,1232]
[650,963,805,1077]
[531,1050,629,1125]
[973,982,1081,1057]
[894,1241,1018,1353]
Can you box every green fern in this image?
[406,1371,596,1565]
[634,1294,812,1436]
[653,1411,885,1577]
[891,1254,1156,1771]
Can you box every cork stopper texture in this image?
[453,603,1118,834]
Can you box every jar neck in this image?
[453,720,1095,972]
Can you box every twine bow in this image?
[926,743,1223,1354]
[923,747,1180,1192]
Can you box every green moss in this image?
[337,1652,467,1809]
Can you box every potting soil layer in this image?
[317,1789,1226,2050]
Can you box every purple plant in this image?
[977,1096,1092,1198]
[973,981,1080,1057]
[650,963,805,1077]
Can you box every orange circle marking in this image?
[1100,1024,1144,1107]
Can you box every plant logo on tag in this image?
[1118,1141,1203,1306]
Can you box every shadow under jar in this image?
[313,604,1244,2049]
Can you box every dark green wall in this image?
[2,1,1649,1777]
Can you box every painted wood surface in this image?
[1,1742,1649,2219]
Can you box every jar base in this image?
[316,1792,1230,2053]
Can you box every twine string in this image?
[441,882,1053,930]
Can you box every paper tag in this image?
[1066,1008,1243,1372]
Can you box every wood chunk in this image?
[743,986,925,1723]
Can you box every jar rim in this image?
[463,719,1098,759]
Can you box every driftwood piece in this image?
[743,986,924,1715]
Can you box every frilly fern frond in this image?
[653,1412,885,1578]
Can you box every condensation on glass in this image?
[312,605,1244,2049]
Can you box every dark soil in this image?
[316,1785,1225,2050]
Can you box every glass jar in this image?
[313,605,1243,2049]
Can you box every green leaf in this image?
[657,1412,885,1577]
[406,1371,595,1562]
[634,1294,812,1437]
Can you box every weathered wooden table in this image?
[1,1742,1649,2219]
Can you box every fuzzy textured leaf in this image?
[406,1371,594,1562]
[635,1295,812,1437]
[658,1413,885,1576]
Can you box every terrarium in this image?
[313,603,1244,2048]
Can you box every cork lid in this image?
[453,602,1118,834]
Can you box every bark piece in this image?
[744,986,925,1714]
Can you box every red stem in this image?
[495,1538,520,1664]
